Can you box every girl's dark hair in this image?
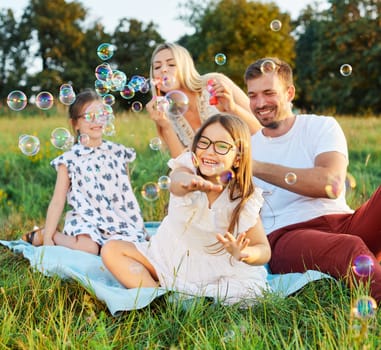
[68,89,101,121]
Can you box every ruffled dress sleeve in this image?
[236,187,264,234]
[167,151,196,173]
[50,152,70,171]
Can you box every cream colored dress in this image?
[136,152,269,305]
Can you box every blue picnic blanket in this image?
[0,222,330,315]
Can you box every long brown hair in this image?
[191,113,254,235]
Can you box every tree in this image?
[295,0,381,115]
[0,8,32,99]
[25,0,87,91]
[111,18,164,110]
[178,0,295,88]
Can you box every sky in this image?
[4,0,328,42]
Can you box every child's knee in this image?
[101,240,117,259]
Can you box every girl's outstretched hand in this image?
[216,232,250,261]
[181,177,223,193]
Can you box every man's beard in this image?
[265,121,280,129]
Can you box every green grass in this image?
[0,113,381,349]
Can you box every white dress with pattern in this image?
[136,152,269,305]
[51,140,146,246]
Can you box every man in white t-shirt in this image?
[244,57,381,304]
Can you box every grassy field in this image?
[0,112,380,349]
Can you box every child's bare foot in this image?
[22,226,44,246]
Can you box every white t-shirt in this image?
[251,114,354,234]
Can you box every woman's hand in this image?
[209,78,236,113]
[216,232,250,261]
[146,97,171,128]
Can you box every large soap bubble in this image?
[7,90,28,111]
[36,91,54,110]
[18,134,40,156]
[165,90,189,117]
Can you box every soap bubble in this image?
[36,91,54,110]
[158,175,171,190]
[260,59,277,74]
[149,137,162,151]
[191,152,199,168]
[165,90,189,117]
[284,172,297,185]
[95,63,113,81]
[120,85,135,99]
[131,101,143,112]
[270,19,282,31]
[97,43,115,61]
[340,64,352,77]
[18,134,40,156]
[325,176,342,199]
[217,170,235,185]
[139,79,151,94]
[214,53,227,65]
[152,96,169,112]
[351,296,377,319]
[102,94,115,106]
[95,79,110,96]
[110,70,127,91]
[352,255,374,277]
[59,84,76,105]
[129,75,146,92]
[51,128,72,149]
[78,133,90,146]
[7,90,27,111]
[222,330,235,343]
[345,172,356,191]
[141,182,160,201]
[162,75,176,89]
[103,121,116,136]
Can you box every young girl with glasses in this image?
[102,113,271,305]
[22,89,146,254]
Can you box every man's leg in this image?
[325,185,381,260]
[268,224,381,303]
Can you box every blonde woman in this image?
[146,43,261,157]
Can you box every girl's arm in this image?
[43,165,70,245]
[216,217,271,265]
[169,167,223,197]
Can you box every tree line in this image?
[0,0,380,115]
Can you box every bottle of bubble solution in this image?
[207,79,218,105]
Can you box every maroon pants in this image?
[268,185,381,303]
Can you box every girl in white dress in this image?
[102,113,271,305]
[22,90,146,254]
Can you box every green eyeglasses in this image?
[196,136,235,155]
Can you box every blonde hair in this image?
[191,113,254,235]
[150,43,204,97]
